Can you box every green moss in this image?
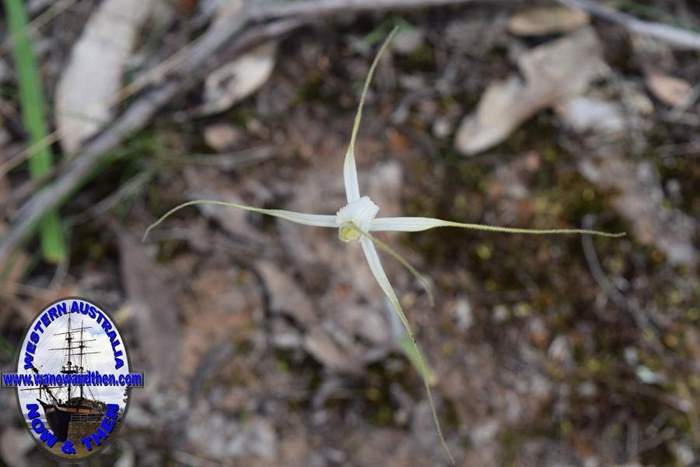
[399,44,435,71]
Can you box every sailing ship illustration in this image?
[25,313,107,441]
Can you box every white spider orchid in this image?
[145,28,624,464]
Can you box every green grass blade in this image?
[4,0,67,263]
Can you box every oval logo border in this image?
[13,297,135,461]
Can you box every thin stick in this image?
[250,0,477,19]
[0,0,77,58]
[557,0,700,50]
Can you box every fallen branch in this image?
[0,0,480,262]
[251,0,477,19]
[558,0,700,50]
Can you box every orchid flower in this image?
[145,28,624,464]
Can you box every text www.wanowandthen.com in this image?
[1,371,144,387]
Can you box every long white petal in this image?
[143,200,336,240]
[359,236,454,464]
[356,228,434,306]
[360,237,410,334]
[371,216,626,237]
[371,217,444,232]
[343,27,398,203]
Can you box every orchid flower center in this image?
[336,196,379,242]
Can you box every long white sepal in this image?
[143,200,337,240]
[371,216,626,237]
[343,27,399,203]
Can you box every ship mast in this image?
[66,313,72,400]
[79,321,85,399]
[50,315,98,404]
[22,315,100,406]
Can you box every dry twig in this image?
[558,0,700,49]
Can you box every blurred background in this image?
[0,0,699,465]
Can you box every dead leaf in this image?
[257,261,316,325]
[201,42,277,115]
[455,76,528,155]
[204,123,242,151]
[187,412,277,461]
[579,155,697,266]
[555,95,625,135]
[456,27,607,155]
[56,0,154,154]
[257,261,367,374]
[304,326,364,373]
[508,6,589,36]
[645,73,693,107]
[113,224,182,381]
[516,27,607,97]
